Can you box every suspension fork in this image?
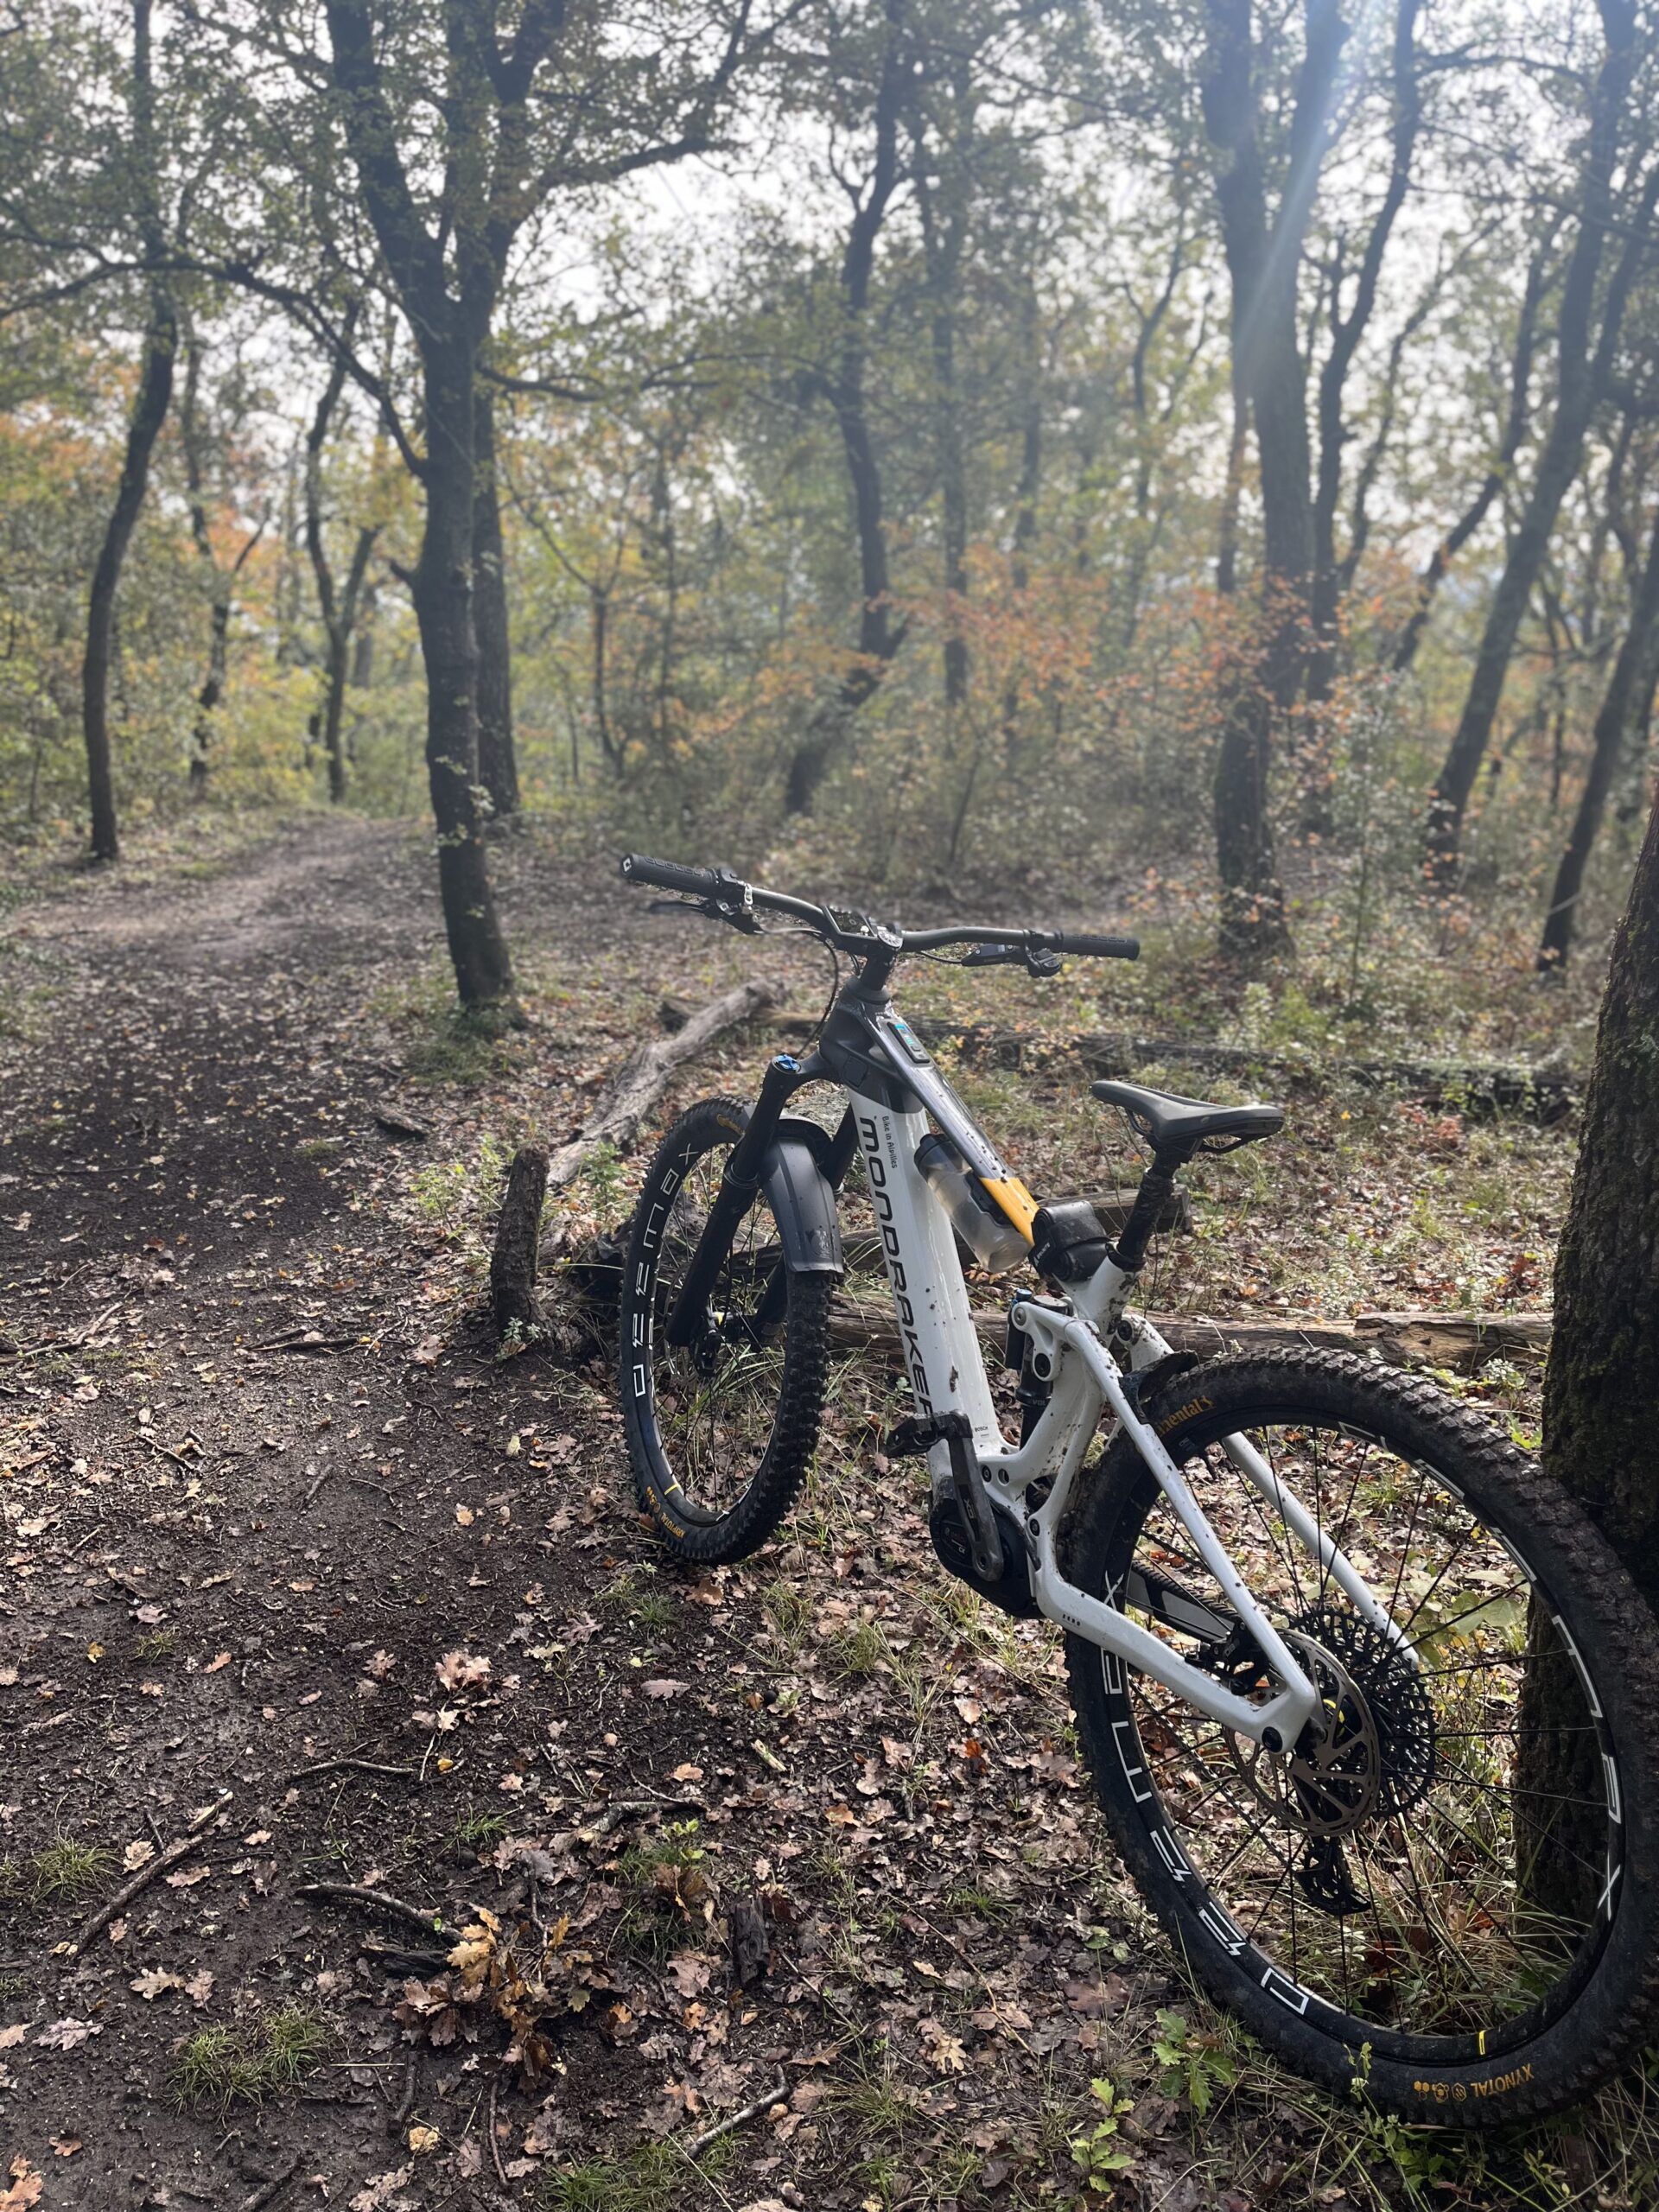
[664,1056,823,1347]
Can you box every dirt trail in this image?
[0,817,1146,2212]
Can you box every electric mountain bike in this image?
[615,852,1659,2123]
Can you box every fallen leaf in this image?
[48,2139,80,2158]
[35,2018,101,2050]
[365,1649,394,1679]
[163,1863,210,1889]
[0,2158,41,2210]
[185,1970,214,2006]
[122,1840,155,1872]
[130,1969,184,2000]
[204,1651,232,1675]
[0,2028,23,2050]
[454,1504,475,1527]
[408,2124,441,2153]
[643,1679,687,1700]
[435,1650,491,1692]
[349,2170,414,2212]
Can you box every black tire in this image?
[1064,1348,1659,2122]
[620,1096,833,1565]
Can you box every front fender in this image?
[763,1128,843,1274]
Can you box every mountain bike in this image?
[614,852,1659,2122]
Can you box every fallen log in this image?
[493,981,784,1349]
[492,1144,550,1347]
[550,977,781,1190]
[658,997,1578,1121]
[823,1297,1551,1374]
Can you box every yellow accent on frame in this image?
[981,1175,1039,1243]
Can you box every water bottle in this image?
[915,1133,1030,1274]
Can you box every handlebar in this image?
[619,854,1140,967]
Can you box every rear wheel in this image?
[620,1097,833,1564]
[1065,1350,1659,2121]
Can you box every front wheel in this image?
[1064,1349,1659,2122]
[620,1096,833,1564]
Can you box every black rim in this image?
[629,1135,787,1527]
[1096,1401,1621,2068]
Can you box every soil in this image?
[0,816,1581,2212]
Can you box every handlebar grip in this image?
[620,853,723,899]
[1052,931,1141,961]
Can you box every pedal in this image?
[886,1410,971,1459]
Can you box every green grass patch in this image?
[31,1836,114,1903]
[171,2006,329,2114]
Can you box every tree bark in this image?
[1540,508,1659,969]
[1306,0,1421,709]
[83,281,175,861]
[1201,0,1349,956]
[411,340,515,1007]
[81,0,174,865]
[1516,772,1659,1914]
[491,1144,549,1349]
[1426,0,1643,875]
[474,384,519,819]
[785,0,907,816]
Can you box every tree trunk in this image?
[1306,0,1421,710]
[1391,233,1551,677]
[412,340,515,1011]
[1540,507,1659,969]
[1425,0,1642,876]
[491,1145,549,1349]
[1200,0,1347,957]
[785,0,906,816]
[473,385,519,820]
[82,282,175,863]
[1516,772,1659,1915]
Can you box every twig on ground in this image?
[302,1461,335,1506]
[487,2075,507,2187]
[557,1796,705,1847]
[287,1755,416,1785]
[137,1430,200,1471]
[240,2154,302,2212]
[295,1881,448,1936]
[391,2057,418,2130]
[68,1791,231,1955]
[681,2078,789,2158]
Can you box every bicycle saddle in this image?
[1091,1079,1284,1156]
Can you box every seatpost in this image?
[1110,1150,1187,1274]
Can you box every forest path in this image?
[0,814,1138,2212]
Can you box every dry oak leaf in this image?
[0,2158,42,2211]
[348,2169,414,2212]
[435,1650,491,1693]
[407,2125,441,2154]
[642,1678,687,1700]
[130,1969,184,2000]
[454,1505,475,1527]
[920,2020,968,2075]
[35,2018,100,2050]
[48,2139,80,2158]
[163,1863,210,1889]
[121,1840,154,1872]
[0,2031,21,2051]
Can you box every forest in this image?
[5,0,1659,2207]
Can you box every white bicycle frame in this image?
[849,1055,1409,1751]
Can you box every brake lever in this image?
[645,895,760,933]
[961,940,1063,977]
